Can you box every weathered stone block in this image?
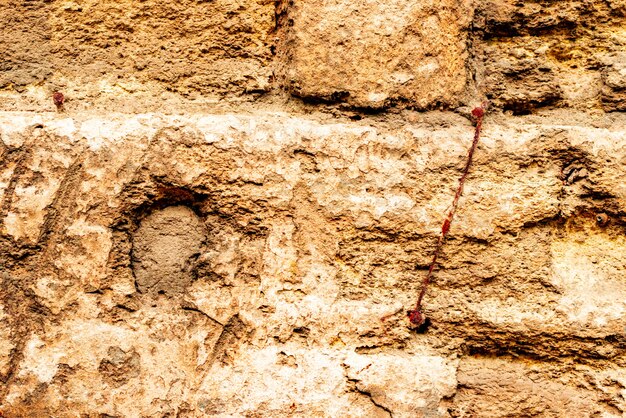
[601,53,626,111]
[0,0,274,98]
[475,0,626,112]
[1,111,626,416]
[281,0,474,108]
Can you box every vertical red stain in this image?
[408,103,487,327]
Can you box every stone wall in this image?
[1,1,626,417]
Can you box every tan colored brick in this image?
[280,0,474,108]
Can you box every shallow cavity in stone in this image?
[132,205,206,296]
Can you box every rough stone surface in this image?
[474,0,626,113]
[0,0,275,111]
[2,0,625,113]
[452,357,626,417]
[1,110,626,417]
[279,0,474,109]
[2,1,626,417]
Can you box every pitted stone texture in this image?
[451,357,625,417]
[0,302,13,380]
[602,53,626,111]
[474,0,626,112]
[281,0,474,108]
[0,0,274,111]
[1,111,626,416]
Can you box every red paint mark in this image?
[471,106,485,119]
[407,309,425,326]
[408,103,488,327]
[441,218,451,236]
[52,91,65,111]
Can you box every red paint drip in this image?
[408,104,487,326]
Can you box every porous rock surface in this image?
[1,110,626,417]
[278,0,474,108]
[1,0,626,417]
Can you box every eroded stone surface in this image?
[452,357,625,417]
[2,0,625,114]
[1,111,625,417]
[2,1,626,416]
[0,0,274,111]
[474,0,626,113]
[0,302,14,381]
[279,0,474,108]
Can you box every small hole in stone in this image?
[596,213,609,227]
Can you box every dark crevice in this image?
[295,90,351,106]
[460,330,626,362]
[181,305,225,328]
[502,94,563,115]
